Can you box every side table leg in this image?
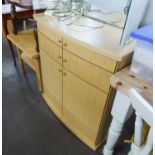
[103,91,134,155]
[7,39,16,66]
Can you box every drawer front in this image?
[38,23,62,46]
[38,32,62,65]
[63,38,117,73]
[63,50,112,93]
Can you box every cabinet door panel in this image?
[41,50,62,115]
[63,69,107,141]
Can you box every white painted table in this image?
[103,66,152,155]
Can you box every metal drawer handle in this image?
[58,40,62,44]
[63,59,67,62]
[58,56,62,59]
[58,69,62,72]
[63,72,67,76]
[64,43,67,47]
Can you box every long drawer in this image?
[38,32,62,65]
[37,22,63,46]
[63,50,112,93]
[63,37,117,73]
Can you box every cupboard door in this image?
[63,69,107,141]
[41,50,62,115]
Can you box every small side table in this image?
[2,4,28,66]
[103,66,152,155]
[2,3,45,66]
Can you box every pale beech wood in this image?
[38,32,63,65]
[63,50,112,93]
[34,57,43,92]
[111,66,153,103]
[42,90,100,150]
[35,13,134,150]
[20,52,43,92]
[42,92,98,150]
[116,52,133,71]
[63,38,117,73]
[63,69,107,142]
[7,29,43,92]
[7,29,39,59]
[21,52,36,71]
[34,13,135,61]
[17,48,25,73]
[37,22,63,46]
[42,93,62,120]
[40,50,62,115]
[95,88,116,145]
[62,116,97,150]
[34,13,135,72]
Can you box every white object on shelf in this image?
[130,24,153,84]
[130,40,153,83]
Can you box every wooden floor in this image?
[2,36,135,155]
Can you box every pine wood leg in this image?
[103,91,134,155]
[8,39,16,66]
[17,48,25,73]
[34,57,43,92]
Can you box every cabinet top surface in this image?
[34,13,135,61]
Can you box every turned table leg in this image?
[103,91,134,155]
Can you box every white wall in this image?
[89,0,153,26]
[89,0,128,12]
[141,0,153,25]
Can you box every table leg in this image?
[103,91,134,155]
[2,15,16,66]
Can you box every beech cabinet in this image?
[36,14,133,150]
